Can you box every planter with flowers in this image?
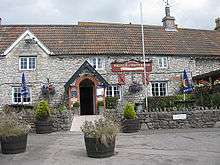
[121,103,141,133]
[0,112,31,154]
[81,115,120,158]
[34,100,53,134]
[41,84,55,98]
[97,101,104,115]
[72,101,80,115]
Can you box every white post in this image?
[140,1,148,111]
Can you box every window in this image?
[12,87,31,104]
[89,57,104,69]
[158,57,168,68]
[106,85,121,99]
[19,57,36,70]
[151,82,167,96]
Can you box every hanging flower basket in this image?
[128,82,142,94]
[41,84,55,97]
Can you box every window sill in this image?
[19,69,36,71]
[158,67,168,69]
[11,103,33,106]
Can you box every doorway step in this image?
[70,115,103,132]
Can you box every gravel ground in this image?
[0,128,220,165]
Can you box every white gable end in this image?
[2,30,53,56]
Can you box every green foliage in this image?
[35,100,50,120]
[211,93,220,106]
[147,94,196,110]
[58,104,67,112]
[175,94,194,101]
[98,101,104,107]
[147,96,177,110]
[81,116,120,146]
[0,112,31,138]
[123,103,136,119]
[105,97,118,109]
[146,92,220,110]
[72,101,80,108]
[194,92,220,107]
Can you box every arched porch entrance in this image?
[79,79,95,115]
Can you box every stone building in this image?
[0,6,220,115]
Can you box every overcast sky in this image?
[0,0,219,30]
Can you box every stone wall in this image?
[139,109,220,129]
[52,110,73,131]
[2,106,73,132]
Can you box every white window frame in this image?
[12,87,32,104]
[151,81,167,96]
[158,57,168,68]
[19,56,36,70]
[106,85,121,100]
[88,57,104,70]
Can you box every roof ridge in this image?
[0,24,75,27]
[178,27,216,32]
[78,21,162,28]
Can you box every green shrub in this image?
[194,92,220,107]
[175,94,194,101]
[98,101,104,107]
[58,104,67,112]
[72,101,80,108]
[212,93,220,106]
[105,97,119,109]
[35,100,50,120]
[123,103,136,119]
[147,96,177,110]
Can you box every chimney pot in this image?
[165,6,170,17]
[215,17,220,31]
[162,6,177,31]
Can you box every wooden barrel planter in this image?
[84,136,116,158]
[35,120,53,134]
[1,134,28,154]
[122,118,141,133]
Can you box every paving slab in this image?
[0,128,220,165]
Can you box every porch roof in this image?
[64,61,109,91]
[193,69,220,81]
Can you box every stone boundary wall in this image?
[1,106,73,132]
[52,110,73,131]
[138,109,220,129]
[21,110,73,132]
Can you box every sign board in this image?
[96,86,104,96]
[111,60,152,72]
[173,114,187,120]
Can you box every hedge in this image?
[105,97,119,109]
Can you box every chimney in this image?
[215,17,220,31]
[162,5,177,31]
[0,18,1,25]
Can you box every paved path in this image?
[70,115,103,132]
[1,128,220,165]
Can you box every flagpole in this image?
[182,71,186,101]
[140,1,148,111]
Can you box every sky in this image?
[0,0,219,30]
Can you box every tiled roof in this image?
[0,22,220,56]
